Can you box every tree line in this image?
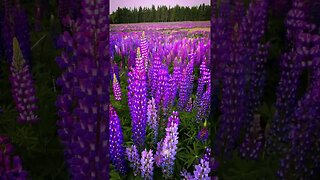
[110,4,211,24]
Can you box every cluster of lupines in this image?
[180,148,216,180]
[213,0,269,158]
[55,0,109,179]
[112,23,211,178]
[2,1,31,65]
[9,37,38,123]
[109,105,127,174]
[0,136,27,179]
[126,145,155,179]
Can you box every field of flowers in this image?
[0,0,319,179]
[109,21,214,179]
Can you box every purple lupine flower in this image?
[239,115,264,160]
[197,120,209,142]
[126,145,140,176]
[155,66,170,111]
[150,52,162,97]
[154,140,163,167]
[55,0,109,178]
[214,23,247,157]
[178,68,189,110]
[147,97,158,143]
[193,159,211,180]
[112,73,122,101]
[128,47,148,147]
[109,105,127,174]
[195,59,210,110]
[160,111,180,178]
[185,97,193,112]
[140,31,149,71]
[180,148,215,180]
[140,149,154,180]
[196,84,211,122]
[277,67,320,179]
[0,136,28,179]
[9,37,38,123]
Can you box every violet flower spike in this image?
[112,73,122,101]
[9,37,38,123]
[126,145,140,176]
[161,111,180,178]
[109,105,127,174]
[140,149,154,180]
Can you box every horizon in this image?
[110,0,210,13]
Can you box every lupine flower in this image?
[147,97,158,142]
[128,47,148,147]
[126,145,140,176]
[239,115,264,160]
[197,120,209,142]
[185,97,193,112]
[195,59,210,109]
[277,67,320,179]
[178,68,189,110]
[9,37,38,123]
[112,73,122,101]
[55,0,109,178]
[154,140,163,167]
[180,148,215,180]
[160,111,180,178]
[196,85,211,122]
[140,31,149,71]
[155,66,170,110]
[214,23,247,157]
[193,159,211,180]
[140,149,154,180]
[109,105,127,174]
[0,136,28,179]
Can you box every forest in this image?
[110,4,211,24]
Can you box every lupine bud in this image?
[112,73,122,101]
[185,97,193,112]
[197,120,209,142]
[109,106,127,174]
[9,37,38,123]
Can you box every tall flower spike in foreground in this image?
[109,105,127,174]
[112,73,122,101]
[9,37,38,123]
[160,111,180,178]
[55,0,109,178]
[140,149,154,180]
[0,136,28,179]
[129,47,148,147]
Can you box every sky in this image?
[110,0,210,13]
